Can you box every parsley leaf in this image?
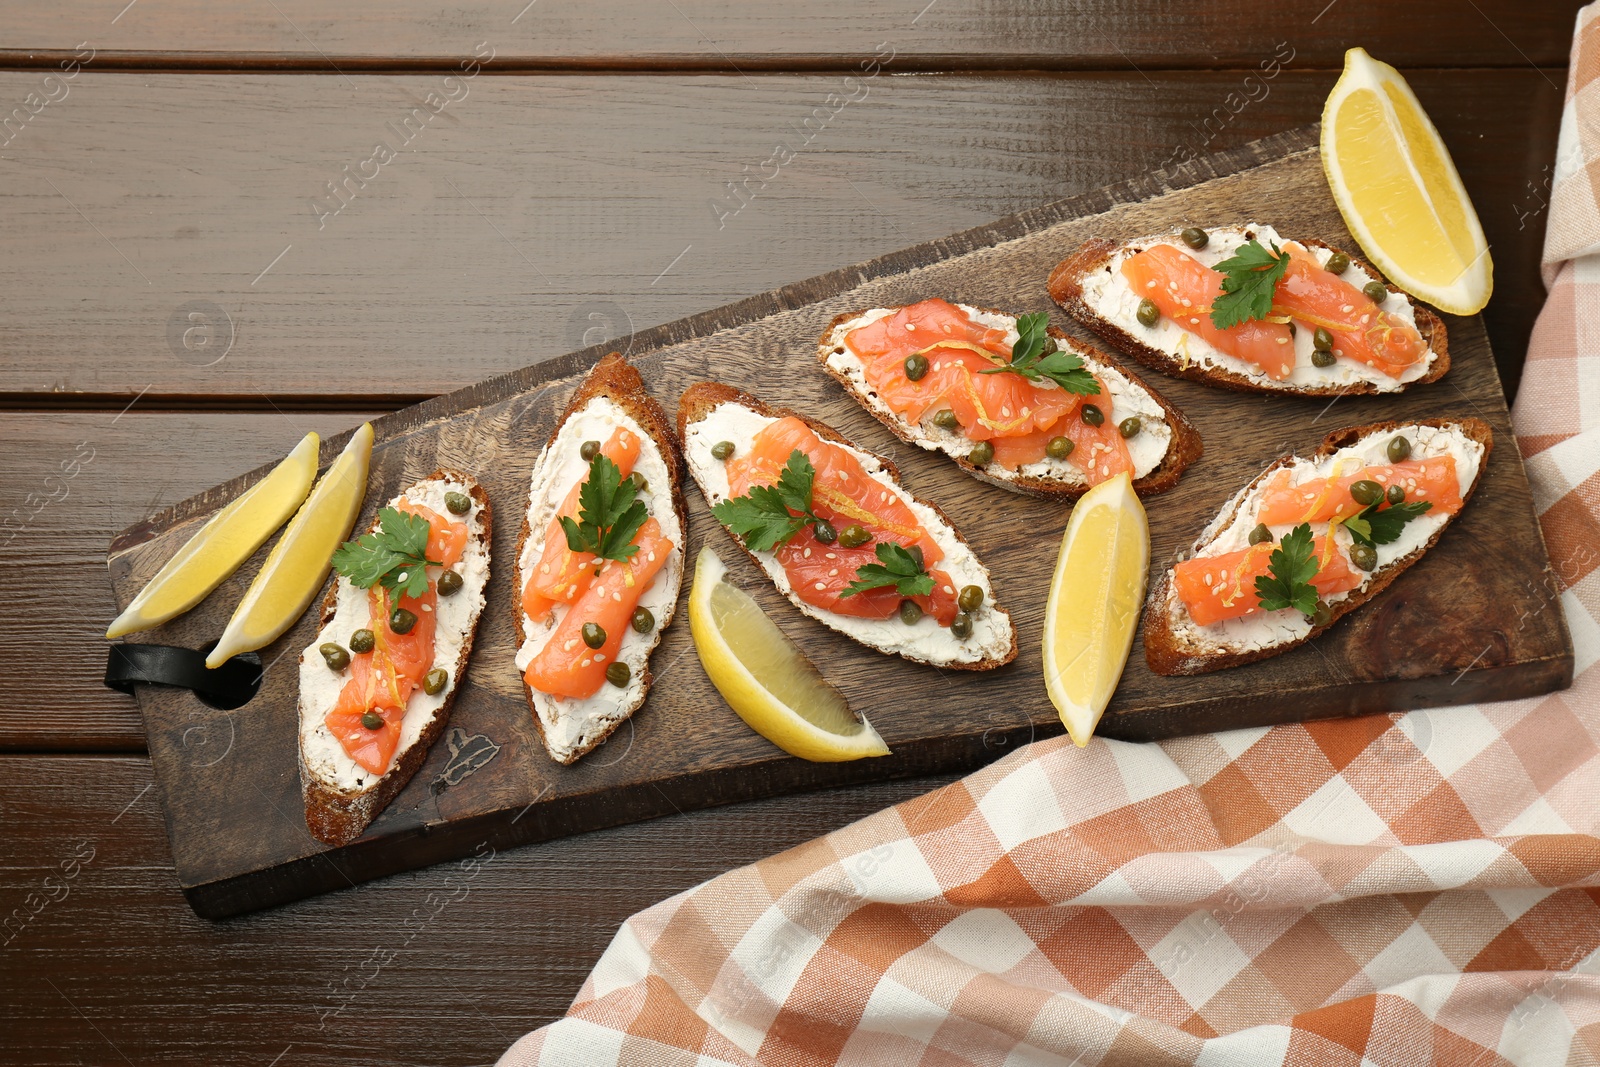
[711,449,827,552]
[840,542,935,599]
[1253,522,1320,618]
[978,312,1101,396]
[1345,500,1433,547]
[330,506,443,599]
[560,454,649,563]
[1209,239,1291,330]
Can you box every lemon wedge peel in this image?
[688,546,889,762]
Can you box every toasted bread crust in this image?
[513,352,687,765]
[1142,417,1493,676]
[1048,233,1450,396]
[816,303,1202,499]
[676,380,1019,671]
[301,469,493,847]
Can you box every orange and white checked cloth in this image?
[502,21,1600,1067]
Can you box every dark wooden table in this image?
[0,4,1575,1063]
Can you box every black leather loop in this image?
[104,644,264,710]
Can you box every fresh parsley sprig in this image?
[1210,239,1291,330]
[711,449,830,553]
[560,454,649,563]
[1343,500,1433,547]
[840,542,935,599]
[330,507,443,599]
[1253,522,1320,618]
[978,312,1100,396]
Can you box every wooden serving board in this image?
[107,126,1574,918]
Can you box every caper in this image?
[389,607,417,635]
[1119,417,1142,439]
[958,585,984,613]
[1350,542,1378,572]
[630,607,655,634]
[1386,483,1406,506]
[1136,298,1160,328]
[904,353,930,382]
[361,711,384,731]
[1362,280,1388,304]
[1081,404,1104,427]
[837,524,872,549]
[1046,435,1074,460]
[605,661,631,688]
[1311,602,1332,628]
[319,642,350,672]
[1248,523,1273,546]
[898,599,924,625]
[711,440,736,461]
[1350,479,1384,506]
[436,569,463,596]
[1312,327,1333,352]
[444,491,472,516]
[1180,227,1209,250]
[967,441,994,467]
[1311,348,1337,368]
[905,544,924,570]
[1324,251,1350,275]
[579,440,601,462]
[349,628,375,654]
[581,622,607,650]
[950,613,973,639]
[812,520,838,545]
[423,668,448,696]
[1287,321,1297,338]
[628,472,649,494]
[1386,435,1411,463]
[932,408,960,431]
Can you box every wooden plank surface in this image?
[0,70,1561,406]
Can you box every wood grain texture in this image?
[0,70,1560,405]
[103,127,1572,917]
[0,754,958,1066]
[0,0,1578,69]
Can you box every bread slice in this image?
[298,469,492,846]
[513,353,687,765]
[677,381,1018,670]
[1048,224,1450,396]
[817,302,1201,498]
[1143,418,1492,676]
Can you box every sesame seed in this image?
[814,582,827,591]
[1190,317,1200,325]
[422,604,432,612]
[825,552,837,560]
[593,654,605,663]
[563,639,577,651]
[541,563,551,575]
[613,592,622,602]
[828,568,838,576]
[580,658,591,668]
[1276,337,1288,345]
[1180,298,1192,308]
[905,323,916,331]
[1341,305,1353,313]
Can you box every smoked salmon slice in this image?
[521,428,642,621]
[326,584,439,775]
[1270,249,1427,377]
[776,525,959,625]
[1255,457,1462,526]
[1173,539,1361,627]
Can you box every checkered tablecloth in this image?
[500,17,1600,1066]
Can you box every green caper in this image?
[319,642,350,672]
[1081,404,1104,427]
[1312,327,1334,352]
[1248,523,1273,546]
[932,408,960,431]
[579,440,601,462]
[1324,251,1350,275]
[1362,280,1388,303]
[436,569,464,596]
[422,668,448,696]
[1136,298,1160,328]
[958,585,984,613]
[605,661,631,688]
[361,711,384,731]
[812,520,838,545]
[898,599,924,625]
[581,622,607,650]
[711,440,736,462]
[950,613,973,639]
[389,607,417,635]
[1119,417,1142,439]
[1386,483,1406,506]
[1311,602,1332,628]
[444,491,472,515]
[349,628,375,654]
[905,544,924,570]
[1350,543,1378,572]
[1180,227,1209,250]
[1046,435,1074,460]
[628,472,649,494]
[1311,348,1337,368]
[1386,435,1411,463]
[1350,479,1384,506]
[967,441,994,467]
[837,524,872,549]
[631,607,654,634]
[904,353,930,382]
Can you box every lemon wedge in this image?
[107,432,320,639]
[1321,47,1492,315]
[206,423,374,668]
[1042,472,1148,746]
[688,546,889,762]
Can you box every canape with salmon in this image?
[1144,418,1490,675]
[298,469,491,846]
[515,354,687,765]
[818,300,1201,496]
[1049,224,1449,395]
[679,382,1017,670]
